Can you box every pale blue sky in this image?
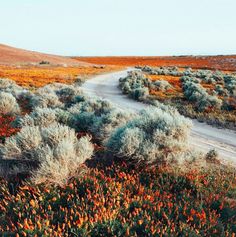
[0,0,235,56]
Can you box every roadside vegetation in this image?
[119,67,236,130]
[0,65,122,88]
[0,76,235,236]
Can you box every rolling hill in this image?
[0,44,89,66]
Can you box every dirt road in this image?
[82,69,236,163]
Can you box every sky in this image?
[0,0,235,56]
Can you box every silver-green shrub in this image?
[30,90,62,109]
[0,122,94,184]
[0,92,21,115]
[107,107,192,165]
[91,108,134,144]
[129,87,149,101]
[152,80,173,91]
[182,78,222,112]
[31,135,93,185]
[0,78,23,97]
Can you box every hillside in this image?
[0,44,90,66]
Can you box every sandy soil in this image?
[81,69,236,163]
[0,44,90,66]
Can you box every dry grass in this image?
[0,65,123,88]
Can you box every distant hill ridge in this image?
[0,44,90,66]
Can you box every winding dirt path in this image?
[81,69,236,163]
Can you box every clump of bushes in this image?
[107,107,193,165]
[181,77,222,112]
[139,66,226,83]
[224,75,236,96]
[0,92,21,115]
[140,66,182,76]
[205,149,219,163]
[119,71,150,100]
[0,77,225,186]
[70,98,134,144]
[129,87,149,100]
[90,108,134,144]
[30,83,83,109]
[119,71,174,100]
[39,60,50,65]
[14,107,57,128]
[75,76,87,86]
[0,78,24,97]
[0,123,94,185]
[151,80,173,91]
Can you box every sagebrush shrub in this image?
[0,78,23,97]
[71,112,96,133]
[141,66,182,77]
[23,108,57,127]
[129,87,149,101]
[205,149,219,163]
[91,109,134,143]
[0,92,21,115]
[0,121,94,184]
[107,107,192,165]
[181,78,222,111]
[31,135,93,185]
[55,85,83,106]
[0,126,42,159]
[30,92,63,109]
[152,80,173,91]
[75,76,86,86]
[119,71,151,96]
[41,123,77,147]
[224,76,236,96]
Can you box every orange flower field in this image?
[147,74,183,99]
[146,73,229,100]
[0,65,122,88]
[74,56,236,71]
[1,162,236,236]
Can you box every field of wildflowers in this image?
[0,65,122,88]
[0,68,235,236]
[0,162,236,236]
